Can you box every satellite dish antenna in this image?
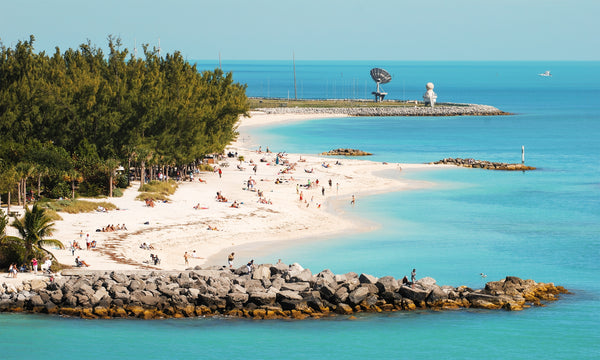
[370,68,391,102]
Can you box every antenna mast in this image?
[293,52,297,100]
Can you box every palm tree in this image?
[11,204,64,261]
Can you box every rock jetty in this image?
[255,104,509,117]
[432,158,536,171]
[0,264,567,319]
[321,148,372,156]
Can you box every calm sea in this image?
[1,61,599,359]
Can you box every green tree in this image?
[11,204,64,261]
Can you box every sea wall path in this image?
[255,104,509,117]
[0,263,567,319]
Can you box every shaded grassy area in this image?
[249,98,424,109]
[136,180,178,201]
[40,199,118,214]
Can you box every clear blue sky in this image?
[2,0,598,60]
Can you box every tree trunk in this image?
[37,174,42,198]
[7,190,11,214]
[23,177,27,209]
[17,180,22,206]
[109,171,114,197]
[71,181,75,199]
[139,161,146,190]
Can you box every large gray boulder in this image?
[333,287,349,304]
[348,286,370,305]
[399,285,429,303]
[226,292,249,308]
[425,285,448,306]
[276,290,303,302]
[289,269,313,283]
[281,282,310,293]
[270,262,288,275]
[415,277,437,290]
[248,291,277,306]
[376,276,399,293]
[359,273,379,285]
[252,265,272,281]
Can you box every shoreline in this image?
[3,111,440,285]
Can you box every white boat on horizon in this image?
[538,70,552,77]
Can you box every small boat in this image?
[538,71,552,77]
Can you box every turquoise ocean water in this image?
[1,61,599,359]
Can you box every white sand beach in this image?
[3,111,439,283]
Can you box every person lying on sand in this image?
[230,201,240,208]
[207,225,219,231]
[216,192,228,202]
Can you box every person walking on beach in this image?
[228,252,235,268]
[351,195,355,205]
[218,168,222,178]
[411,268,417,288]
[322,187,325,196]
[184,252,190,266]
[253,164,257,175]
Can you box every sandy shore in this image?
[3,111,440,285]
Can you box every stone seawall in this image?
[432,158,536,171]
[0,264,568,319]
[255,104,509,117]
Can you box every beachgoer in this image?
[31,258,38,274]
[228,252,235,268]
[411,268,416,288]
[218,168,222,178]
[253,165,257,174]
[351,195,355,205]
[86,234,91,250]
[402,276,409,285]
[328,179,332,188]
[75,256,89,267]
[184,251,189,266]
[246,259,255,273]
[322,187,325,196]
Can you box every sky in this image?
[1,0,599,61]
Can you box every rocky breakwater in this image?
[256,104,509,117]
[0,264,568,319]
[321,148,372,156]
[432,158,536,171]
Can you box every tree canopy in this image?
[0,35,249,200]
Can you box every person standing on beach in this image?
[31,258,38,274]
[411,268,417,288]
[86,234,91,250]
[322,187,325,196]
[218,168,222,178]
[228,252,235,268]
[351,195,355,205]
[184,252,190,266]
[253,164,257,174]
